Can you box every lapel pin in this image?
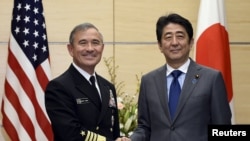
[192,74,200,84]
[195,74,199,79]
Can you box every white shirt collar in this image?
[166,58,190,76]
[72,62,95,82]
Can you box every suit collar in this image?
[71,62,96,82]
[166,58,190,75]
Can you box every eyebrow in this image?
[79,38,101,42]
[164,31,185,36]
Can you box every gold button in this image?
[96,126,99,130]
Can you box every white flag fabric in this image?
[195,0,234,123]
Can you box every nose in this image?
[171,36,178,45]
[86,43,95,50]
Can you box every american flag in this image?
[1,0,54,140]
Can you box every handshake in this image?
[115,137,131,141]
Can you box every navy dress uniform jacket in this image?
[45,64,120,141]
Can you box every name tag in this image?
[76,98,89,104]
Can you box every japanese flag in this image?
[195,0,234,123]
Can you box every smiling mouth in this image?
[171,49,180,53]
[83,54,96,59]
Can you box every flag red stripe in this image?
[196,23,233,101]
[4,80,36,140]
[36,65,49,91]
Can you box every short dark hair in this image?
[156,13,193,43]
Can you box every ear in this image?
[67,44,74,57]
[189,38,194,49]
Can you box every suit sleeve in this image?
[130,76,150,141]
[210,71,232,124]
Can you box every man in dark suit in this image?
[130,13,232,141]
[45,23,129,141]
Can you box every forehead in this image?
[163,23,187,34]
[74,28,102,40]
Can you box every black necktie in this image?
[90,76,97,90]
[169,70,182,120]
[89,76,101,105]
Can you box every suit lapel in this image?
[174,60,201,120]
[98,79,109,123]
[95,75,115,124]
[154,65,172,123]
[69,65,102,110]
[74,71,113,124]
[76,83,102,110]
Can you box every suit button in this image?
[96,126,99,130]
[170,126,175,130]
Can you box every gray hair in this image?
[69,22,103,44]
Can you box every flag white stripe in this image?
[41,59,52,80]
[229,101,235,122]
